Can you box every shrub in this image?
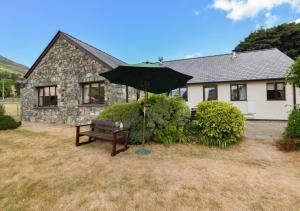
[98,94,190,144]
[0,115,21,130]
[195,101,245,148]
[285,107,300,139]
[154,124,185,145]
[182,122,201,143]
[0,104,5,116]
[183,122,200,137]
[145,94,190,138]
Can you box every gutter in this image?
[293,84,297,109]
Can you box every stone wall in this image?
[21,36,137,125]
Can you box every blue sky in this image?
[1,0,300,67]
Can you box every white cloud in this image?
[264,12,278,27]
[294,17,300,23]
[212,0,300,21]
[185,53,202,59]
[193,10,200,16]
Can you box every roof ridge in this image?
[163,48,279,63]
[60,31,126,64]
[235,48,279,54]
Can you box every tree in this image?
[235,23,300,59]
[286,57,300,88]
[0,79,14,98]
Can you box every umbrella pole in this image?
[136,82,150,156]
[142,90,148,147]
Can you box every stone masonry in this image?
[21,36,136,125]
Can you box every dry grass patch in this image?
[0,122,299,210]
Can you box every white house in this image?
[165,49,300,120]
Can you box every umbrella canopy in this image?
[100,62,193,93]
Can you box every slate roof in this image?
[163,48,294,84]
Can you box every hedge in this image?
[0,115,21,130]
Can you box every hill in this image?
[0,55,28,76]
[235,22,300,59]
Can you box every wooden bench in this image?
[190,108,197,121]
[75,120,131,156]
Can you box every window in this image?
[37,86,57,107]
[82,82,105,104]
[203,85,217,101]
[267,82,285,100]
[169,87,188,101]
[231,84,247,101]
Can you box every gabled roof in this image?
[24,31,126,78]
[163,48,294,84]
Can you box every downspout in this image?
[293,84,297,109]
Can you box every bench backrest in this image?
[91,120,131,131]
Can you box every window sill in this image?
[79,103,107,107]
[33,106,58,109]
[267,99,286,101]
[231,100,248,102]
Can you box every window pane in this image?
[239,85,247,100]
[39,88,44,106]
[267,84,275,90]
[231,85,238,100]
[83,84,90,104]
[267,90,276,100]
[99,86,105,103]
[180,88,188,101]
[90,83,100,103]
[44,87,50,106]
[276,90,285,100]
[204,86,217,101]
[277,83,284,90]
[44,87,49,96]
[50,86,56,96]
[170,89,180,96]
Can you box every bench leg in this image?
[124,136,129,150]
[111,134,117,156]
[76,131,80,146]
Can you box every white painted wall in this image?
[187,81,298,120]
[297,87,300,106]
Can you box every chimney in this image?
[232,50,237,59]
[158,57,164,64]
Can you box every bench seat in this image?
[79,131,124,141]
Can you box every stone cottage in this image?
[21,31,137,125]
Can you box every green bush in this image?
[98,94,190,144]
[0,115,21,130]
[154,124,185,145]
[183,122,200,137]
[195,101,245,148]
[145,95,190,142]
[285,107,300,139]
[0,104,5,116]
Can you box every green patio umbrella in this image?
[100,62,193,155]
